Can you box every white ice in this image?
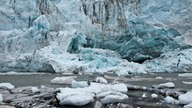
[179,92,192,105]
[50,76,77,85]
[151,93,158,98]
[164,96,179,104]
[57,82,129,106]
[157,82,175,89]
[31,87,40,93]
[96,77,108,84]
[178,73,192,77]
[0,83,15,90]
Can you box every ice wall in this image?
[0,0,192,74]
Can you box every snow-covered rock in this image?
[50,76,77,85]
[0,94,3,102]
[0,83,15,90]
[184,103,192,108]
[71,80,89,88]
[96,77,108,84]
[179,92,192,105]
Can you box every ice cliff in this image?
[0,0,192,75]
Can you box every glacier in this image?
[0,0,192,75]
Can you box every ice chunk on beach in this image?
[31,87,40,93]
[164,96,178,104]
[0,83,15,90]
[71,80,89,88]
[96,77,108,84]
[57,88,94,106]
[151,93,158,98]
[178,73,192,77]
[154,82,175,89]
[179,92,192,105]
[50,76,77,85]
[112,83,128,93]
[100,93,128,104]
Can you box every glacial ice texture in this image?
[0,0,192,75]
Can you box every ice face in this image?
[0,0,191,74]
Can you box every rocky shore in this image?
[0,73,192,108]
